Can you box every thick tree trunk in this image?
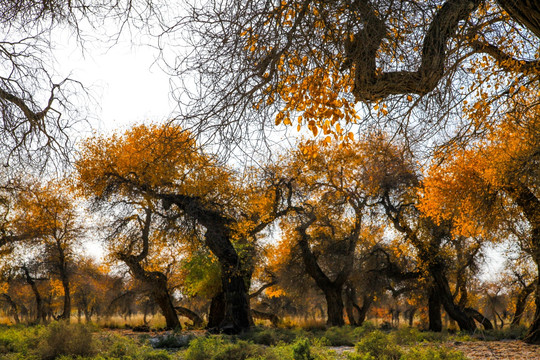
[152,278,181,330]
[207,292,225,329]
[1,294,20,324]
[220,266,252,333]
[506,184,540,343]
[431,267,476,331]
[324,285,345,327]
[428,285,443,332]
[512,281,535,326]
[496,0,540,38]
[161,194,253,333]
[525,263,540,343]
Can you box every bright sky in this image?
[54,31,174,134]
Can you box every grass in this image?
[7,319,531,359]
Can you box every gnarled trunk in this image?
[431,267,476,331]
[512,281,535,326]
[162,194,252,333]
[121,255,181,330]
[324,285,345,327]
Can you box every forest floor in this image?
[112,326,540,360]
[448,340,540,360]
[325,341,540,360]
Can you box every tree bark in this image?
[22,265,46,323]
[344,285,358,326]
[324,285,345,327]
[207,292,225,329]
[175,306,204,328]
[504,184,540,343]
[295,213,358,327]
[431,268,477,331]
[60,272,71,322]
[348,0,481,101]
[428,285,443,332]
[355,294,373,326]
[161,194,252,333]
[1,294,20,324]
[464,307,494,330]
[512,281,535,326]
[496,0,540,38]
[122,257,181,330]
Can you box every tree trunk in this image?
[161,194,253,334]
[122,256,181,330]
[22,265,46,323]
[152,279,181,330]
[60,274,71,322]
[428,285,442,332]
[512,281,535,326]
[324,285,345,326]
[525,264,540,343]
[431,268,476,331]
[220,266,252,333]
[464,307,494,330]
[355,295,373,326]
[175,306,204,328]
[1,294,20,324]
[207,292,225,329]
[344,286,358,326]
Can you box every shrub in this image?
[185,337,276,360]
[102,333,172,360]
[320,326,355,346]
[401,345,468,360]
[352,322,377,338]
[354,330,402,360]
[35,322,96,360]
[292,338,314,360]
[477,325,527,341]
[184,336,225,360]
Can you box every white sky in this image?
[54,31,175,133]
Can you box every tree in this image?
[271,140,383,326]
[169,0,539,145]
[10,179,84,322]
[420,101,540,340]
[0,0,171,166]
[76,123,296,333]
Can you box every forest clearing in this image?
[1,0,540,359]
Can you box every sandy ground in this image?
[449,340,540,360]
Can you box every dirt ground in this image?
[448,340,540,360]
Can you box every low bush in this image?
[185,336,278,360]
[400,345,468,360]
[35,322,97,360]
[353,330,402,360]
[319,326,355,346]
[292,338,315,360]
